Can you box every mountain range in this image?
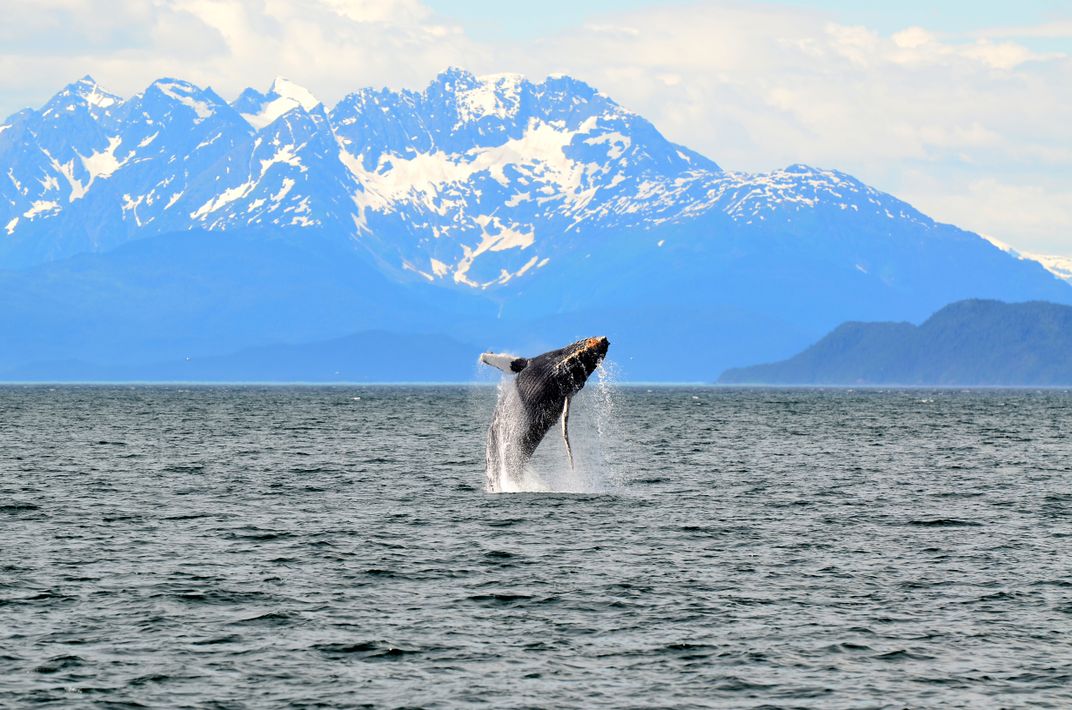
[719,300,1072,385]
[1,69,1069,381]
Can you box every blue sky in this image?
[426,0,1072,47]
[0,0,1069,256]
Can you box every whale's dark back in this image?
[512,337,609,458]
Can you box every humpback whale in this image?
[481,336,610,491]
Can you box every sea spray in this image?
[485,363,621,493]
[592,362,626,489]
[484,376,532,492]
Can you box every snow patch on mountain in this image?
[80,80,118,110]
[82,136,125,180]
[701,165,932,227]
[192,182,255,219]
[260,144,305,174]
[40,76,121,122]
[342,117,592,217]
[272,178,295,203]
[455,72,524,126]
[453,216,537,287]
[239,77,321,129]
[46,154,86,201]
[272,77,320,111]
[153,80,216,123]
[24,200,60,219]
[1026,254,1072,283]
[980,234,1072,284]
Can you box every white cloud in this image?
[891,26,934,50]
[0,0,482,107]
[910,175,1072,256]
[976,19,1072,40]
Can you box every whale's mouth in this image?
[553,336,610,382]
[582,336,610,363]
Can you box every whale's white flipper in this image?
[562,396,574,469]
[480,352,529,374]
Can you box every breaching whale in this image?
[480,336,610,491]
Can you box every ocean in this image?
[1,384,1070,707]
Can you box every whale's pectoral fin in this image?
[480,352,529,374]
[561,396,575,469]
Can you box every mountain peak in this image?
[783,163,817,175]
[268,77,320,111]
[446,70,528,125]
[42,75,120,115]
[149,77,201,94]
[145,78,221,123]
[478,71,524,84]
[542,72,597,92]
[235,77,322,130]
[434,66,477,85]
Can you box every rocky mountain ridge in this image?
[1,69,1069,380]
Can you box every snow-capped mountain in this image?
[1,68,961,285]
[4,69,724,280]
[234,76,323,130]
[0,69,1069,380]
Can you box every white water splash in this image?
[485,362,621,494]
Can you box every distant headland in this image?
[719,300,1072,386]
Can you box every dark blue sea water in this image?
[1,385,1070,708]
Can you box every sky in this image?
[1,0,1069,256]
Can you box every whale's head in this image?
[555,336,610,390]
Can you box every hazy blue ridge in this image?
[0,330,482,383]
[718,299,1072,385]
[2,70,1071,381]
